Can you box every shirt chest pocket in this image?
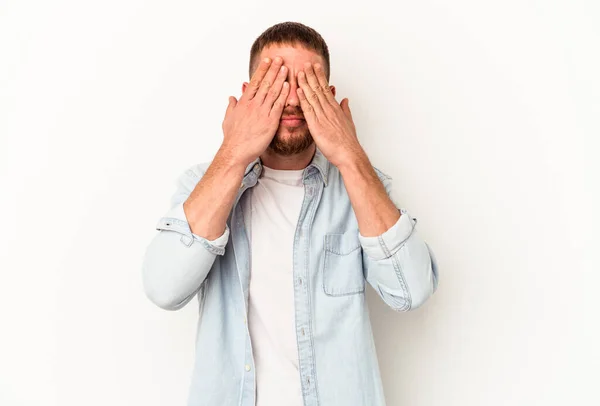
[322,231,365,296]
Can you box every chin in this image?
[269,128,314,156]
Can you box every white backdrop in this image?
[1,1,598,405]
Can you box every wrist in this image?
[216,143,251,171]
[336,146,369,173]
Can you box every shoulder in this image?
[183,161,212,179]
[372,165,393,182]
[328,161,393,184]
[174,161,212,190]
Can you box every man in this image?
[142,21,439,406]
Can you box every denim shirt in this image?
[142,147,439,406]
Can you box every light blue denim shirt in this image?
[142,147,439,406]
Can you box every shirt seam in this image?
[378,235,412,311]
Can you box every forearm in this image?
[143,147,244,311]
[184,145,247,240]
[337,150,401,237]
[337,150,438,311]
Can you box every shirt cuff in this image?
[160,202,230,252]
[192,224,230,247]
[358,208,417,260]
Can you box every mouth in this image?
[280,117,305,127]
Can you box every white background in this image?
[1,1,598,405]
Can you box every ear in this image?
[242,82,249,94]
[330,85,336,98]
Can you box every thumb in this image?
[340,98,352,120]
[226,96,238,114]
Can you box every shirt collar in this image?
[243,145,330,187]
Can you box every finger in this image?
[340,98,353,120]
[263,65,288,107]
[226,96,238,115]
[297,70,323,116]
[255,56,284,104]
[241,57,272,102]
[270,81,290,117]
[314,63,336,105]
[303,63,328,107]
[296,86,317,122]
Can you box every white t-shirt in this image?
[242,165,305,406]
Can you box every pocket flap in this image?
[325,230,361,255]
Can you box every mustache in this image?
[281,109,305,119]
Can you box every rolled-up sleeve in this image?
[359,175,439,311]
[358,207,417,261]
[142,166,229,311]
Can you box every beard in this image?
[267,123,314,156]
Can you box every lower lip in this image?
[280,118,305,127]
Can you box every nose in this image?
[285,77,300,108]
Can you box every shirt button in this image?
[243,317,247,325]
[301,328,305,336]
[245,364,251,372]
[298,278,303,286]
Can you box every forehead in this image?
[259,43,324,68]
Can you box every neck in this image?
[259,144,316,170]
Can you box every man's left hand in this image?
[296,62,363,168]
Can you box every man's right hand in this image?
[220,56,289,167]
